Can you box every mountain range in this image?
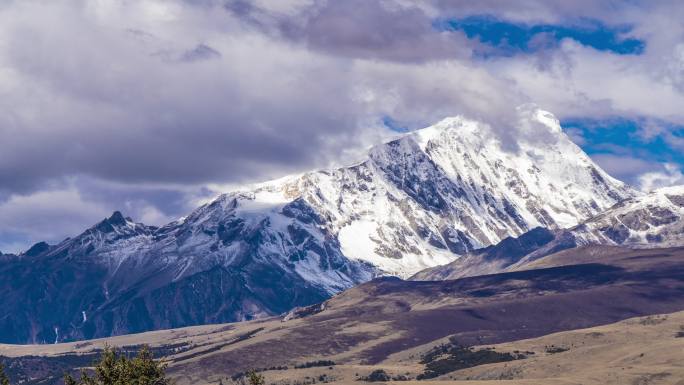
[413,185,684,281]
[0,107,655,344]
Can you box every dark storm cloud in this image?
[181,44,222,61]
[0,0,514,200]
[224,0,476,62]
[0,1,370,194]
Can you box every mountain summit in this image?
[213,106,635,276]
[0,107,636,343]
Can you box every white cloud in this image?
[2,0,684,248]
[590,154,659,185]
[563,127,586,146]
[638,163,684,192]
[0,188,109,253]
[135,204,173,225]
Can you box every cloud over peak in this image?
[1,0,683,251]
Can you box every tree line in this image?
[0,346,266,385]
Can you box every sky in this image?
[1,0,684,253]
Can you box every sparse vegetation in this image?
[358,370,409,382]
[640,315,668,325]
[173,328,264,363]
[360,369,390,382]
[417,337,525,380]
[246,370,265,385]
[545,345,570,354]
[294,361,335,369]
[676,326,684,338]
[228,369,266,385]
[230,365,290,381]
[513,350,535,355]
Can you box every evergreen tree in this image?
[63,373,78,385]
[246,370,265,385]
[63,345,170,385]
[0,362,10,385]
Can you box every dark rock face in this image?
[600,223,631,244]
[667,194,684,207]
[0,253,109,343]
[24,241,50,257]
[0,254,304,343]
[411,227,564,281]
[370,139,452,213]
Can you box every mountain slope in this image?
[411,227,560,280]
[413,186,684,281]
[0,107,635,343]
[0,210,375,344]
[3,246,684,385]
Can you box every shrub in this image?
[294,360,335,369]
[0,363,10,385]
[676,326,684,338]
[417,338,525,379]
[544,345,570,354]
[360,369,390,382]
[246,370,265,385]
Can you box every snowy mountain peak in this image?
[93,211,136,233]
[17,108,635,279]
[107,211,129,226]
[188,107,636,277]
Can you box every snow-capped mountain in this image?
[0,205,375,343]
[571,185,684,247]
[0,107,636,343]
[413,186,684,281]
[227,106,635,277]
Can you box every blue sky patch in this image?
[561,117,684,184]
[562,117,682,162]
[439,16,645,57]
[382,116,410,133]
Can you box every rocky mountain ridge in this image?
[413,185,684,281]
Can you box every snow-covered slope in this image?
[229,106,635,276]
[413,186,684,281]
[572,185,684,247]
[0,206,377,343]
[0,106,637,343]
